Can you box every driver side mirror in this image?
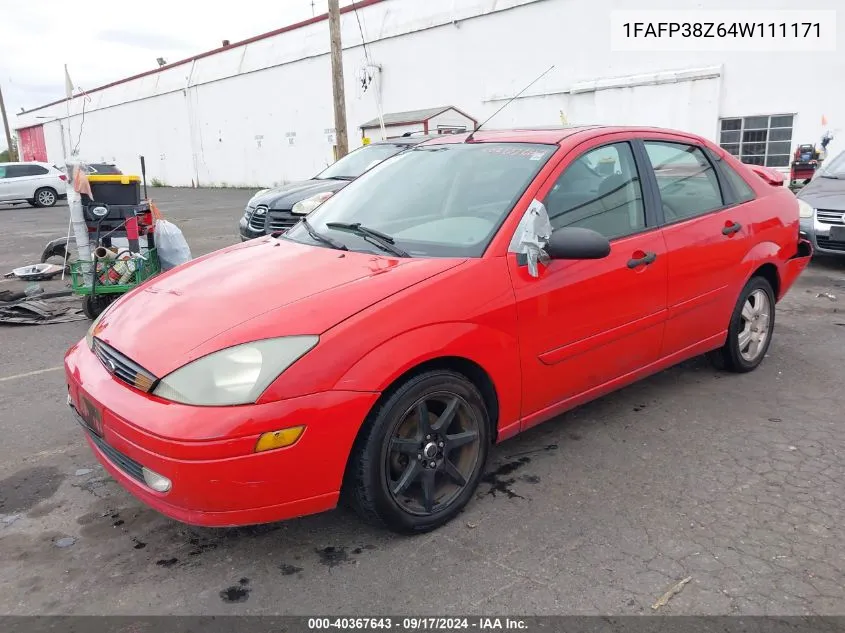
[545,227,611,260]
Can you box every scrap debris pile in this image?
[0,295,86,325]
[1,157,191,325]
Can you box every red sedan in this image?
[65,126,812,533]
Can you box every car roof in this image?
[2,161,53,166]
[414,125,707,146]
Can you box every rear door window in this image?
[6,165,48,177]
[643,141,725,222]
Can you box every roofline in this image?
[361,106,479,129]
[19,0,388,116]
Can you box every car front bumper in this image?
[64,340,380,527]
[800,215,845,256]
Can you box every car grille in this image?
[816,236,845,252]
[268,210,300,233]
[87,429,145,483]
[816,209,845,226]
[92,338,158,392]
[248,205,268,232]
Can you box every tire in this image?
[346,370,491,534]
[82,295,115,320]
[34,188,58,208]
[26,199,36,207]
[707,276,775,373]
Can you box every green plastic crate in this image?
[70,248,160,295]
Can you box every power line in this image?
[351,1,372,64]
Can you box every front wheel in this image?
[707,276,775,373]
[346,370,490,534]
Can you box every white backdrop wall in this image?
[17,0,845,186]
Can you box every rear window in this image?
[85,164,123,175]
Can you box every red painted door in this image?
[18,125,47,162]
[640,139,754,357]
[507,136,668,427]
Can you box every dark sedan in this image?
[239,136,436,240]
[797,150,845,257]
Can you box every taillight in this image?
[59,174,67,181]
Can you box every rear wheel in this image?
[707,276,775,373]
[346,370,490,534]
[34,188,58,207]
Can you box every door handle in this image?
[627,251,657,269]
[722,221,742,236]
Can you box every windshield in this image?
[285,142,557,257]
[315,143,406,180]
[820,150,845,178]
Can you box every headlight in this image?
[292,191,334,215]
[152,336,319,406]
[798,199,814,219]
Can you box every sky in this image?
[0,0,354,152]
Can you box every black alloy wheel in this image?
[347,370,490,533]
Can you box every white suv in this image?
[0,162,68,207]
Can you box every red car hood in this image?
[95,237,465,377]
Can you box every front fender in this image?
[333,322,522,440]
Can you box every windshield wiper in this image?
[318,175,356,181]
[819,174,843,179]
[300,218,348,251]
[325,222,410,257]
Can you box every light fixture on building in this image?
[156,57,167,67]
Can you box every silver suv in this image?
[0,162,68,207]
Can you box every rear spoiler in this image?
[749,164,785,187]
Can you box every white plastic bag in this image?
[155,219,192,271]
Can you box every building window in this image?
[719,115,793,168]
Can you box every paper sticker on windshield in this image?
[483,147,550,159]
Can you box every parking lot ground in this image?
[1,188,845,615]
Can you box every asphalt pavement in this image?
[1,189,844,616]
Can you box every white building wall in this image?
[18,0,845,186]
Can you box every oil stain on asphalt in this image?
[316,546,352,568]
[0,467,64,514]
[156,558,179,568]
[480,457,532,499]
[220,577,251,603]
[279,563,303,576]
[315,544,374,569]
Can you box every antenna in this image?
[465,64,555,143]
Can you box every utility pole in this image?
[328,0,349,159]
[0,83,17,161]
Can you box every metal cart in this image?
[68,173,161,319]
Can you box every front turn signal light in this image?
[255,426,305,453]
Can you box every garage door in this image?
[18,125,48,162]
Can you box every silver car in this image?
[798,150,845,257]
